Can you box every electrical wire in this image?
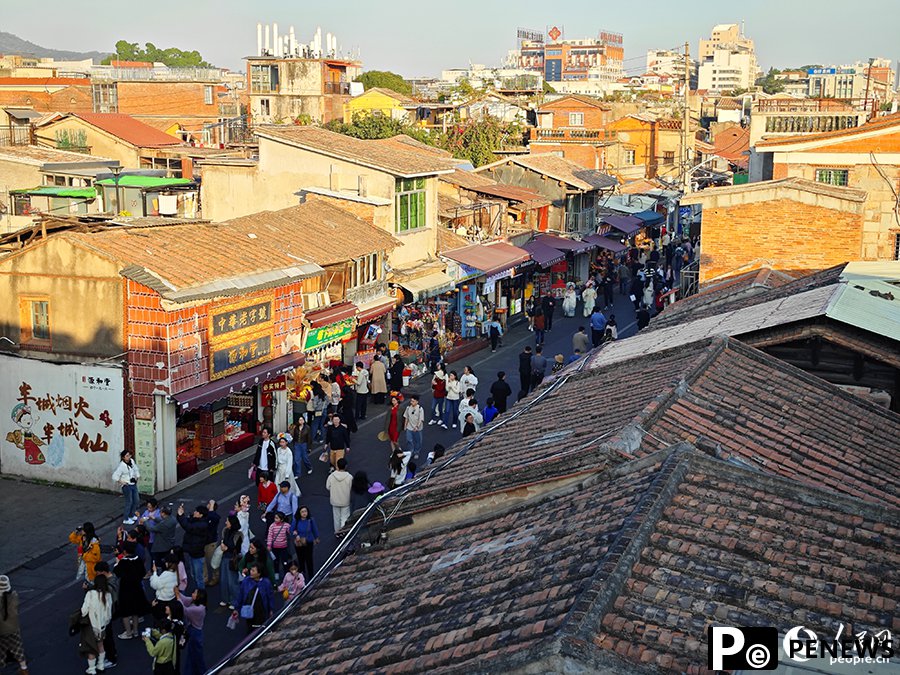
[205,346,607,674]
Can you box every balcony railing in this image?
[345,280,389,306]
[564,208,596,234]
[531,128,613,142]
[324,81,351,95]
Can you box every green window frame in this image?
[395,178,427,232]
[815,168,849,186]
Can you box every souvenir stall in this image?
[393,295,458,372]
[345,295,397,368]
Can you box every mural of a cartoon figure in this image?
[6,403,45,465]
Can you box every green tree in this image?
[102,40,212,67]
[435,117,524,167]
[757,67,784,95]
[542,81,557,94]
[354,71,413,95]
[323,113,431,143]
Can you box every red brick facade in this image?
[698,197,864,282]
[124,278,317,458]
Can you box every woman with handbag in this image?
[291,506,319,583]
[233,563,274,635]
[217,515,242,610]
[382,396,402,452]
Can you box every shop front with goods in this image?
[391,271,458,369]
[347,294,397,369]
[441,241,531,361]
[168,294,302,480]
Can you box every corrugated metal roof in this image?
[825,277,900,342]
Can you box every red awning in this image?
[356,297,396,324]
[442,241,531,276]
[304,301,357,328]
[172,351,306,412]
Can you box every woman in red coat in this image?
[382,396,402,452]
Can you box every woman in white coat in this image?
[561,282,577,317]
[581,281,597,318]
[80,575,113,674]
[274,437,300,496]
[459,365,478,398]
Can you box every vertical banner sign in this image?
[133,419,155,493]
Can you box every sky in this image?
[5,0,899,77]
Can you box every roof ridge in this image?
[558,445,694,645]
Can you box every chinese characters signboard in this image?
[304,318,355,351]
[0,355,124,489]
[133,419,155,493]
[210,300,273,338]
[210,335,272,380]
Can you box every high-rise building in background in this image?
[697,23,759,93]
[516,28,624,84]
[646,48,698,89]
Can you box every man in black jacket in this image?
[251,426,277,485]
[324,414,351,471]
[177,503,210,590]
[518,346,533,398]
[489,371,513,414]
[541,295,556,331]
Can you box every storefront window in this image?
[395,178,427,232]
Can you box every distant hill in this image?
[0,31,110,63]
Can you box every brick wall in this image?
[118,81,219,118]
[123,277,318,452]
[529,142,608,171]
[699,197,864,282]
[541,100,608,129]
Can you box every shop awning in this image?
[304,301,358,328]
[583,233,627,253]
[397,271,456,302]
[633,210,664,226]
[172,351,306,412]
[522,240,565,268]
[356,296,396,324]
[534,233,592,255]
[601,214,643,235]
[441,242,530,277]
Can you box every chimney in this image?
[257,23,262,57]
[273,23,279,57]
[264,24,270,55]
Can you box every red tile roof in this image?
[219,446,899,674]
[386,337,900,517]
[711,125,750,166]
[68,113,183,148]
[0,77,90,86]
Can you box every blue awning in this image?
[633,210,664,226]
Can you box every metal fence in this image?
[564,208,596,234]
[679,259,700,298]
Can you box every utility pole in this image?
[681,42,692,193]
[863,57,875,120]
